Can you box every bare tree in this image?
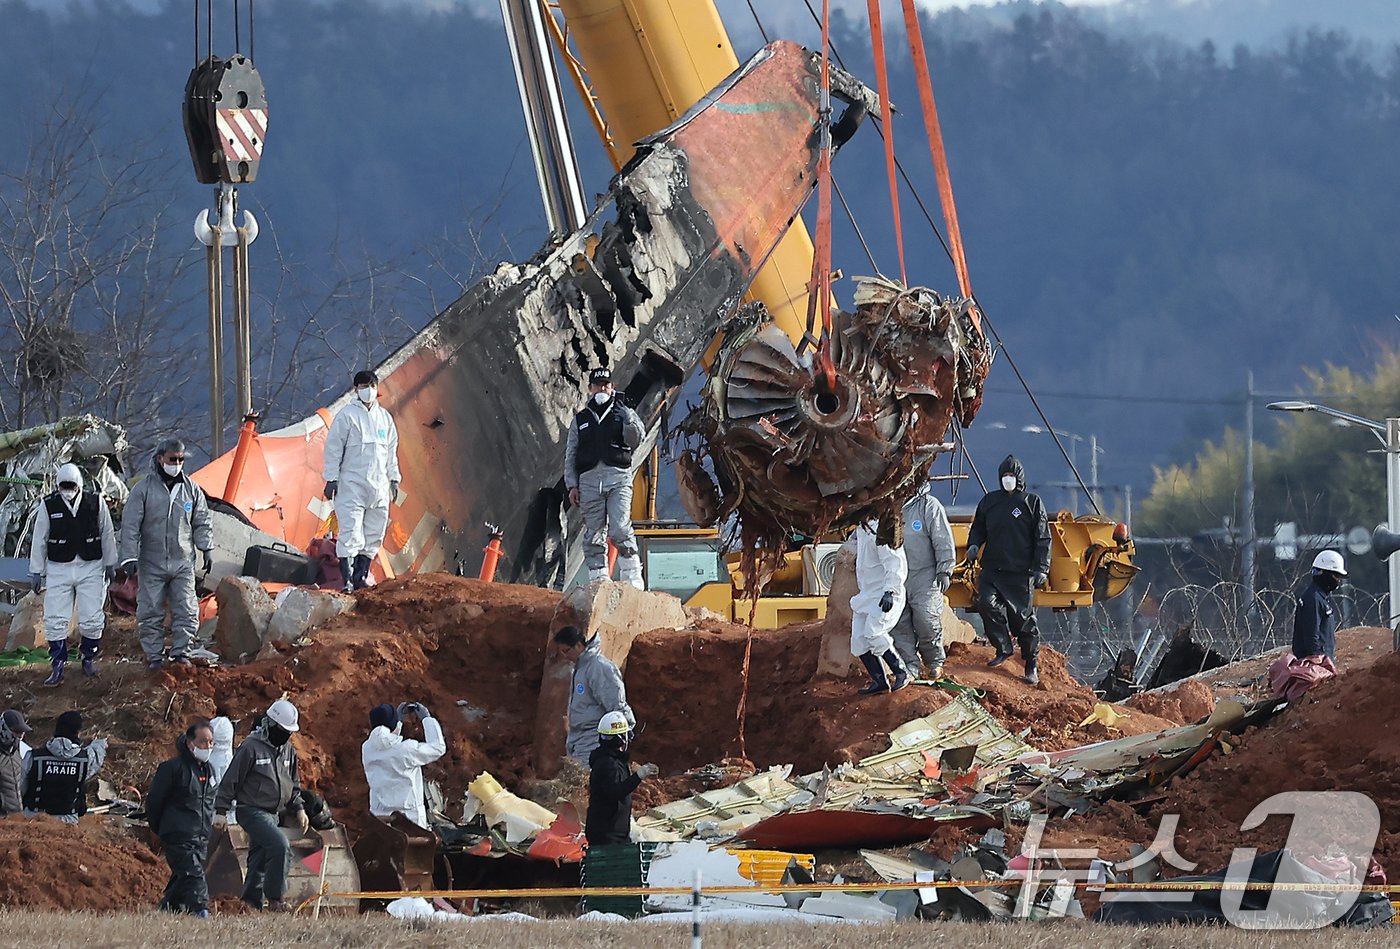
[0,94,198,450]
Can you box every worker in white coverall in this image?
[891,482,957,680]
[118,439,214,670]
[323,370,401,593]
[28,463,118,686]
[851,521,911,696]
[361,702,446,830]
[563,367,646,588]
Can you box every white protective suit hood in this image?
[361,717,446,830]
[56,463,84,493]
[208,716,235,785]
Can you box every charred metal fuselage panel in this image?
[196,42,872,586]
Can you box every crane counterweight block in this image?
[183,55,269,184]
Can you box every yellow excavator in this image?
[539,0,1137,622]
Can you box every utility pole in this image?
[1090,433,1100,513]
[1242,370,1257,631]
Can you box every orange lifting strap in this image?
[866,0,906,285]
[900,0,976,313]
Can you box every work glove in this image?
[964,544,980,564]
[323,480,337,501]
[389,481,400,504]
[400,702,429,720]
[636,763,659,779]
[879,590,895,613]
[213,813,228,828]
[201,550,214,573]
[935,572,951,595]
[1033,572,1048,589]
[28,573,43,595]
[104,565,116,584]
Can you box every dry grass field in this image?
[0,911,1390,948]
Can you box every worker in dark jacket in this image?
[213,700,307,912]
[564,368,646,587]
[585,711,656,846]
[966,455,1051,685]
[1292,550,1345,659]
[147,718,217,916]
[0,709,33,816]
[23,710,107,823]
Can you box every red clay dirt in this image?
[624,626,1178,774]
[6,573,1387,912]
[0,817,167,910]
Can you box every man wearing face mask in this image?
[891,480,957,680]
[147,718,218,916]
[323,370,401,592]
[1292,550,1346,660]
[28,462,118,686]
[563,368,645,587]
[966,455,1051,685]
[214,699,306,912]
[118,439,214,670]
[361,702,446,830]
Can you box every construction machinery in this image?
[190,0,1137,622]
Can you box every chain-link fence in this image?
[1038,581,1389,688]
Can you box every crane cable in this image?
[866,0,907,284]
[802,0,838,394]
[797,0,1099,514]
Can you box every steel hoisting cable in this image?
[234,0,240,54]
[206,0,213,61]
[832,175,880,274]
[249,0,255,64]
[866,0,907,284]
[899,0,973,308]
[808,0,837,392]
[744,0,770,44]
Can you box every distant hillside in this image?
[2,0,1397,496]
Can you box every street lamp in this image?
[1267,400,1400,650]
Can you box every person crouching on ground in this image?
[23,710,107,823]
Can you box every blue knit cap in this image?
[369,703,400,730]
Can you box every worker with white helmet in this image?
[585,711,656,846]
[28,461,118,686]
[361,701,446,830]
[214,700,306,912]
[850,520,911,696]
[1292,550,1346,660]
[322,369,401,592]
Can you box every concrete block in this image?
[816,547,857,677]
[266,586,350,644]
[214,576,276,662]
[533,580,688,777]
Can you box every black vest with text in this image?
[22,750,89,817]
[43,493,103,563]
[573,402,632,475]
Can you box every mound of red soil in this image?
[1125,677,1216,724]
[1142,648,1400,873]
[625,624,1177,775]
[0,817,165,910]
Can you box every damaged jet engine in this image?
[677,275,990,573]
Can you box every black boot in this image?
[339,557,353,593]
[43,640,66,687]
[882,650,910,692]
[857,653,890,696]
[80,637,101,677]
[1024,659,1040,686]
[351,554,372,590]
